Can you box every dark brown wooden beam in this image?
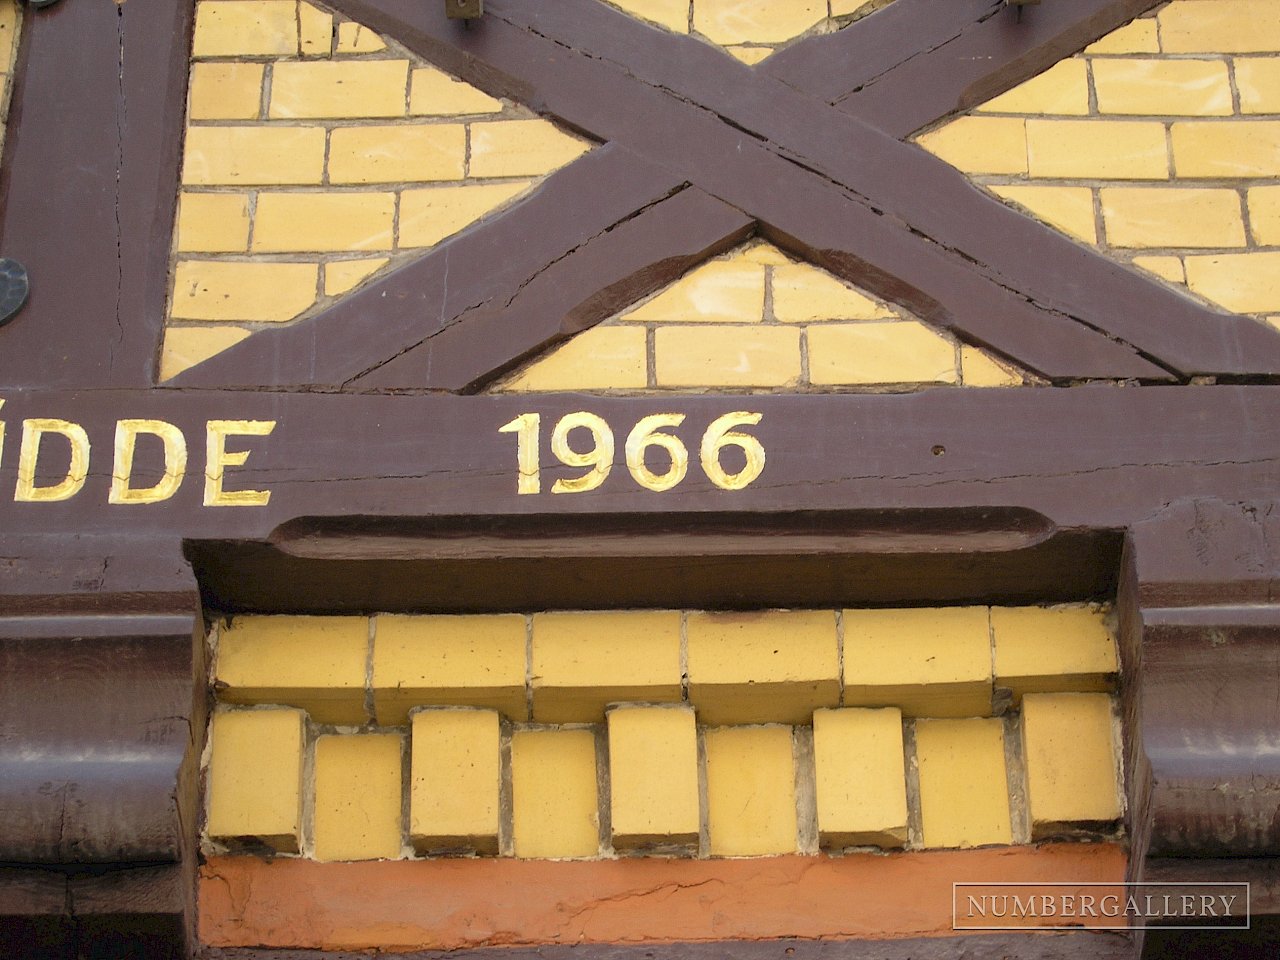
[0,0,191,390]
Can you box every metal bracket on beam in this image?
[446,0,482,19]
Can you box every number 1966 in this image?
[498,411,765,495]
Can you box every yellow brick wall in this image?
[604,0,894,64]
[494,241,1028,393]
[203,604,1123,861]
[161,0,593,380]
[917,0,1280,331]
[0,1,19,166]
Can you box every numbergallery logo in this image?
[954,882,1250,931]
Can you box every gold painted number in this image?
[499,411,764,495]
[701,411,766,490]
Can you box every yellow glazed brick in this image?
[1235,59,1280,114]
[607,0,690,33]
[298,1,333,57]
[812,708,908,849]
[175,193,251,253]
[843,607,992,718]
[171,261,318,323]
[531,611,682,723]
[313,734,403,862]
[336,21,386,53]
[991,185,1096,243]
[960,347,1022,388]
[1159,0,1280,54]
[705,725,797,856]
[915,718,1012,849]
[325,258,389,297]
[1101,187,1245,249]
[399,181,531,248]
[215,616,369,723]
[1026,120,1168,180]
[977,60,1089,116]
[0,0,15,72]
[1093,59,1232,116]
[182,126,327,186]
[1132,256,1186,284]
[188,63,264,120]
[469,120,590,178]
[727,46,773,65]
[410,709,501,855]
[687,610,838,725]
[808,321,959,386]
[624,260,765,324]
[607,705,699,850]
[410,66,503,116]
[269,60,409,119]
[693,0,824,45]
[917,117,1027,176]
[192,1,297,58]
[1172,122,1280,179]
[501,326,649,392]
[992,606,1118,702]
[772,264,891,322]
[1022,693,1121,838]
[1186,252,1280,314]
[1249,187,1280,246]
[373,614,527,726]
[654,325,801,388]
[205,708,305,852]
[328,125,466,184]
[511,728,599,859]
[252,192,395,253]
[1084,19,1159,55]
[159,326,252,381]
[740,242,792,266]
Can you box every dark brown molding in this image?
[0,0,191,391]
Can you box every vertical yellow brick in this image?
[336,21,387,53]
[812,708,907,849]
[976,60,1089,116]
[175,193,251,253]
[1022,693,1121,839]
[328,125,466,184]
[410,66,503,116]
[531,611,682,723]
[705,725,797,856]
[1101,187,1245,249]
[1235,59,1280,114]
[842,607,993,717]
[499,326,649,392]
[511,728,600,859]
[372,614,527,726]
[206,708,305,853]
[188,63,264,120]
[807,322,959,386]
[992,606,1119,702]
[1026,120,1168,180]
[1249,186,1280,247]
[653,325,801,388]
[298,1,333,56]
[915,718,1012,849]
[607,705,699,851]
[687,610,839,725]
[410,708,501,855]
[192,1,298,58]
[1092,59,1232,116]
[916,117,1028,176]
[313,734,404,862]
[468,119,591,178]
[623,259,765,324]
[215,616,369,724]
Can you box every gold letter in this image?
[109,420,188,505]
[205,419,276,507]
[15,418,91,502]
